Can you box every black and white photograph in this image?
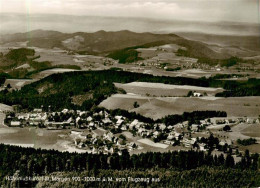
[0,0,259,187]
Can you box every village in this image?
[3,106,260,158]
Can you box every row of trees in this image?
[0,144,258,179]
[161,110,227,125]
[237,138,257,146]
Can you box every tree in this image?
[7,83,12,89]
[225,154,235,168]
[218,154,225,165]
[119,134,126,141]
[187,91,193,97]
[223,125,231,132]
[133,101,140,108]
[251,153,259,170]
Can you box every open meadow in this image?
[100,94,260,119]
[115,82,223,97]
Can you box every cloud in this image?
[0,0,258,23]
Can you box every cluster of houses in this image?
[131,50,213,71]
[4,107,260,154]
[212,117,260,125]
[71,129,140,155]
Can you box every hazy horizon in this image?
[1,1,259,36]
[0,0,258,23]
[0,13,259,36]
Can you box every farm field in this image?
[115,82,223,97]
[121,131,186,155]
[0,111,71,151]
[99,94,260,119]
[241,124,260,138]
[0,126,71,151]
[0,103,13,112]
[229,123,260,153]
[137,138,169,149]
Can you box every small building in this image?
[116,119,124,126]
[164,140,175,145]
[193,92,202,97]
[159,123,166,131]
[103,132,114,142]
[87,116,93,122]
[71,130,84,135]
[129,119,139,130]
[33,108,42,113]
[153,131,160,138]
[191,124,199,131]
[10,121,21,127]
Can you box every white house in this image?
[62,109,69,114]
[87,116,93,122]
[10,121,21,127]
[193,92,202,97]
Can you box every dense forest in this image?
[35,168,260,188]
[215,78,260,97]
[0,144,259,187]
[107,41,168,63]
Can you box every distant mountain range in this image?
[0,13,258,36]
[0,29,234,60]
[2,28,260,61]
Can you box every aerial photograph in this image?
[0,0,259,187]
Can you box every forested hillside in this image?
[1,70,260,111]
[0,70,210,111]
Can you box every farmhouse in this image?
[199,143,207,151]
[191,124,199,131]
[182,138,196,147]
[164,140,175,145]
[87,116,93,122]
[219,139,232,146]
[10,121,21,127]
[102,118,112,125]
[116,118,124,126]
[167,132,176,140]
[193,92,202,97]
[246,118,257,124]
[153,131,160,138]
[33,108,42,113]
[46,122,67,130]
[103,132,114,142]
[159,123,166,131]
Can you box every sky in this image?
[0,0,259,23]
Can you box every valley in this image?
[0,29,259,187]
